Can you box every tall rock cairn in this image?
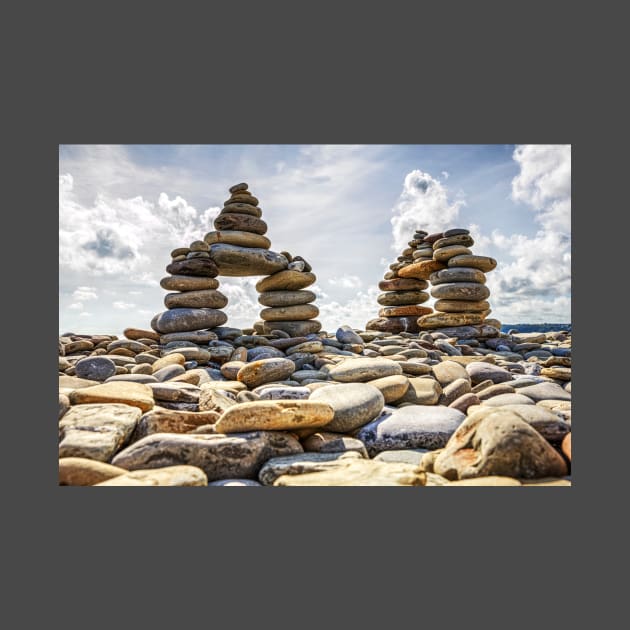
[416,228,499,331]
[366,229,433,333]
[150,240,228,346]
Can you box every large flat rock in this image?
[209,244,288,277]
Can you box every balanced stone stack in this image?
[417,228,499,331]
[150,240,228,344]
[366,229,433,334]
[205,183,289,278]
[254,255,321,337]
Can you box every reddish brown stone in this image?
[562,432,571,461]
[398,260,447,280]
[365,316,421,334]
[378,305,433,317]
[378,278,428,291]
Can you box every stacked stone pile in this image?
[366,229,434,334]
[417,228,498,331]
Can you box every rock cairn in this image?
[366,229,433,334]
[417,228,498,331]
[254,254,322,337]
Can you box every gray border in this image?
[7,0,598,625]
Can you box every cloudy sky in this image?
[59,144,571,335]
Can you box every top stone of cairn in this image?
[229,182,249,193]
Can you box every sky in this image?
[59,144,571,335]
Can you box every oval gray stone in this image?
[377,290,430,306]
[209,244,288,277]
[151,308,228,333]
[310,383,385,432]
[160,275,220,291]
[261,320,322,336]
[164,289,228,310]
[430,282,490,301]
[75,356,117,381]
[258,290,316,307]
[328,358,402,382]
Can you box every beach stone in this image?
[431,360,470,387]
[104,374,159,385]
[562,433,571,461]
[475,383,516,400]
[160,275,220,292]
[446,476,522,486]
[257,386,311,400]
[481,393,534,407]
[69,382,154,412]
[205,230,271,249]
[273,458,426,486]
[259,451,363,485]
[160,331,218,345]
[515,382,571,402]
[255,270,316,292]
[328,357,402,382]
[59,375,100,390]
[123,328,161,342]
[221,202,262,218]
[431,282,490,301]
[229,182,249,193]
[356,405,466,455]
[166,258,219,277]
[59,394,70,419]
[377,291,430,306]
[310,383,384,432]
[209,244,288,277]
[365,316,421,334]
[133,408,220,440]
[449,392,480,413]
[378,278,428,291]
[434,299,490,313]
[373,449,428,466]
[433,408,568,480]
[261,320,322,336]
[208,479,262,486]
[438,378,472,406]
[151,308,227,333]
[433,234,474,249]
[164,289,228,310]
[63,339,95,353]
[378,305,433,317]
[107,339,151,353]
[237,358,296,388]
[286,340,323,354]
[466,362,514,385]
[151,353,186,373]
[163,346,212,364]
[540,366,571,381]
[214,400,334,433]
[59,403,141,461]
[336,325,364,345]
[260,304,319,321]
[258,290,316,307]
[95,465,208,486]
[367,375,410,403]
[59,457,127,485]
[214,213,268,235]
[418,312,487,329]
[225,193,259,206]
[398,362,432,376]
[152,364,186,382]
[148,383,200,403]
[443,228,470,237]
[398,259,446,279]
[396,378,442,406]
[424,324,499,339]
[433,245,472,262]
[430,267,486,285]
[448,254,497,272]
[301,432,369,457]
[112,430,302,480]
[75,357,117,381]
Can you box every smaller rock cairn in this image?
[417,228,499,331]
[150,239,228,345]
[366,229,433,334]
[254,254,321,337]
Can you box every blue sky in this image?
[59,144,571,334]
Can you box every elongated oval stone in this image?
[429,267,486,285]
[256,270,316,292]
[398,260,446,279]
[258,290,316,307]
[220,203,262,217]
[209,244,288,277]
[151,308,228,333]
[377,291,430,306]
[260,304,320,321]
[431,282,490,301]
[448,255,497,272]
[434,299,490,313]
[166,258,219,277]
[378,278,428,291]
[214,213,268,235]
[204,230,271,249]
[160,275,220,291]
[378,305,433,317]
[261,320,322,336]
[164,289,228,310]
[237,357,296,388]
[433,245,472,262]
[418,312,487,329]
[432,234,474,249]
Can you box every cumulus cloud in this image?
[328,275,363,289]
[113,301,136,310]
[390,170,465,252]
[72,286,98,301]
[484,144,571,323]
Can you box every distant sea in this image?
[500,323,571,333]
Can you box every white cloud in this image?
[68,302,83,310]
[390,170,465,252]
[328,275,362,289]
[72,286,98,301]
[441,171,449,180]
[113,301,137,310]
[79,311,92,317]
